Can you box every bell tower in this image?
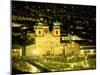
[35,27,44,36]
[51,22,61,55]
[52,26,60,36]
[34,22,61,56]
[35,22,49,36]
[34,22,49,56]
[52,21,60,36]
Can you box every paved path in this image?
[26,60,51,72]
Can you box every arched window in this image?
[45,30,47,33]
[56,31,58,34]
[39,31,41,34]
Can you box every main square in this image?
[12,0,96,74]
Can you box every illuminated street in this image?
[12,54,96,74]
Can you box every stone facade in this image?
[26,23,80,56]
[34,23,60,56]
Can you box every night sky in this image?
[12,1,96,44]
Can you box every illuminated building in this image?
[26,22,60,56]
[12,44,22,57]
[25,22,80,57]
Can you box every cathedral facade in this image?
[26,22,61,56]
[26,22,80,57]
[34,22,61,56]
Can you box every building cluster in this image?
[12,1,96,58]
[12,22,81,57]
[12,21,96,58]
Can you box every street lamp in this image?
[60,45,65,56]
[83,56,89,68]
[80,50,85,57]
[90,49,94,55]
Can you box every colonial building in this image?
[12,44,23,57]
[26,22,60,56]
[26,22,80,57]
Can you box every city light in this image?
[80,50,85,56]
[38,22,43,25]
[12,1,96,74]
[53,22,60,26]
[21,27,27,29]
[90,49,94,54]
[80,50,84,53]
[12,23,21,27]
[60,46,63,49]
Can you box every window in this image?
[45,30,47,33]
[56,31,58,34]
[39,31,41,34]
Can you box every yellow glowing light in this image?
[85,56,87,59]
[60,46,63,49]
[12,23,21,27]
[32,50,37,55]
[67,43,70,47]
[38,22,42,25]
[80,50,84,54]
[13,49,16,52]
[90,50,94,54]
[70,64,74,68]
[71,41,75,44]
[19,49,22,56]
[71,55,74,58]
[67,57,70,60]
[60,50,63,54]
[71,44,75,47]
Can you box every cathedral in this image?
[12,22,80,57]
[26,22,61,56]
[26,22,80,57]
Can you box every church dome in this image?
[53,21,61,26]
[36,22,47,26]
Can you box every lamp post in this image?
[83,56,89,68]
